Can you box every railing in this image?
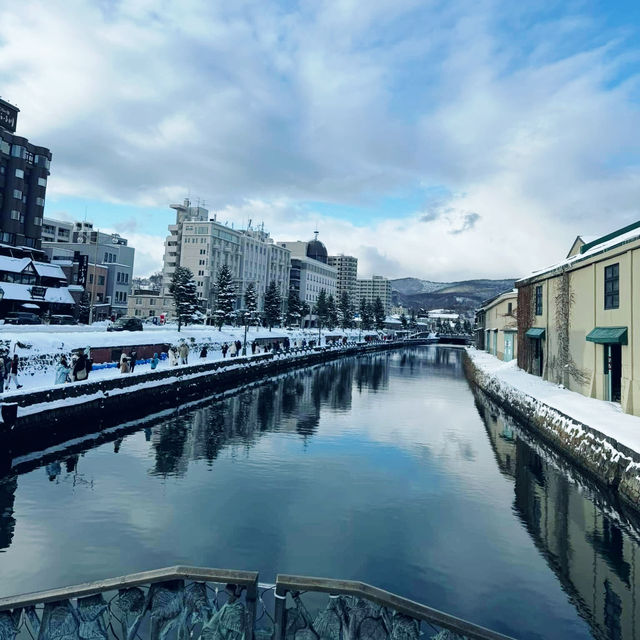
[0,566,515,640]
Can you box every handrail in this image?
[274,574,515,640]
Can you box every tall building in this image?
[0,98,52,250]
[328,254,358,303]
[41,217,73,243]
[357,275,392,315]
[43,221,135,318]
[279,234,337,307]
[161,199,290,316]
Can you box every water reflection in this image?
[476,389,640,640]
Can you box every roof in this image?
[0,282,75,304]
[33,261,66,279]
[479,288,517,311]
[519,220,640,285]
[0,255,31,273]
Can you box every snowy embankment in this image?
[465,348,640,511]
[0,325,367,395]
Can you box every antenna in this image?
[314,229,319,241]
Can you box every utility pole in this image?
[88,230,99,324]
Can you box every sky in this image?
[1,0,639,279]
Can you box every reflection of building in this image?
[356,276,392,315]
[0,476,17,551]
[478,391,640,640]
[0,98,51,250]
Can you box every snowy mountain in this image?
[391,277,516,313]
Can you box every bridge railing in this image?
[0,566,514,640]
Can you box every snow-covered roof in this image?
[479,288,517,311]
[34,261,66,279]
[519,221,640,284]
[0,282,75,305]
[0,255,32,273]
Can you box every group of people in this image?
[167,342,191,366]
[220,340,243,358]
[54,348,93,384]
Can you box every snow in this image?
[467,348,640,455]
[0,282,75,304]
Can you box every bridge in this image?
[408,332,472,345]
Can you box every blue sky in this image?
[2,0,639,277]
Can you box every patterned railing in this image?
[0,567,514,640]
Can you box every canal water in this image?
[1,347,639,640]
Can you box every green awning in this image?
[586,327,628,345]
[526,327,546,339]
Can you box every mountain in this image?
[391,278,516,314]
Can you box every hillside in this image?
[391,278,516,314]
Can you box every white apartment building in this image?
[328,254,358,303]
[42,217,73,243]
[357,275,392,315]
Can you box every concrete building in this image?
[516,220,640,415]
[0,99,52,251]
[356,276,392,315]
[162,200,291,316]
[41,217,73,243]
[128,288,175,321]
[475,289,518,360]
[43,221,135,318]
[279,235,337,307]
[328,254,358,303]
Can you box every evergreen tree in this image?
[326,294,338,330]
[409,308,417,330]
[314,289,330,330]
[264,280,282,330]
[170,266,200,332]
[338,290,353,329]
[373,297,386,330]
[75,290,91,324]
[243,282,259,327]
[286,288,303,326]
[360,298,373,330]
[400,312,408,329]
[214,264,236,329]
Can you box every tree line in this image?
[170,265,387,332]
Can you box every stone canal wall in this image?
[463,350,640,516]
[2,341,425,458]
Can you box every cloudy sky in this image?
[1,0,639,278]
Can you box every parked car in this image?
[107,317,144,332]
[49,315,78,325]
[3,311,42,325]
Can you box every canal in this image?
[0,346,639,640]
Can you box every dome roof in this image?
[306,239,328,263]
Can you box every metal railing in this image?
[0,566,515,640]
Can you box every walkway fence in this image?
[0,566,514,640]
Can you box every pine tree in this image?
[314,289,330,330]
[373,297,386,330]
[409,308,417,330]
[214,264,236,330]
[326,294,338,330]
[75,290,91,324]
[360,298,373,330]
[286,288,303,327]
[264,280,282,330]
[243,282,259,327]
[338,290,353,329]
[400,312,408,329]
[170,266,200,332]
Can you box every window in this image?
[10,209,19,220]
[11,145,25,158]
[89,274,94,284]
[34,217,42,226]
[35,197,45,207]
[13,189,22,199]
[98,275,105,285]
[149,298,156,306]
[605,263,619,310]
[15,168,24,179]
[37,177,47,187]
[507,302,513,315]
[535,285,543,316]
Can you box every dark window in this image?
[605,263,619,309]
[507,302,513,315]
[535,285,543,316]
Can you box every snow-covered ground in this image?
[467,348,640,455]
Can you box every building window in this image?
[98,275,105,285]
[15,168,24,179]
[507,302,513,315]
[89,274,94,284]
[13,189,22,199]
[37,177,47,187]
[35,197,45,207]
[33,217,42,226]
[10,209,19,220]
[605,263,619,310]
[535,285,543,316]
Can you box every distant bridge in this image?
[409,332,472,345]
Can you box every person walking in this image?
[73,351,89,381]
[150,353,159,370]
[119,351,130,374]
[229,341,237,358]
[6,355,22,390]
[0,350,10,394]
[168,346,179,366]
[55,356,71,384]
[179,342,189,365]
[221,343,228,358]
[129,349,138,373]
[235,340,242,355]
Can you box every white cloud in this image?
[0,0,638,280]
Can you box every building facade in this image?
[43,221,135,318]
[0,99,52,251]
[356,276,392,315]
[516,221,640,416]
[328,254,358,303]
[41,217,73,243]
[128,289,175,321]
[475,289,518,361]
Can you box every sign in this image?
[29,286,47,300]
[0,100,18,133]
[77,254,89,287]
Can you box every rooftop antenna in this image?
[314,229,319,241]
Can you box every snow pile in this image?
[466,348,640,508]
